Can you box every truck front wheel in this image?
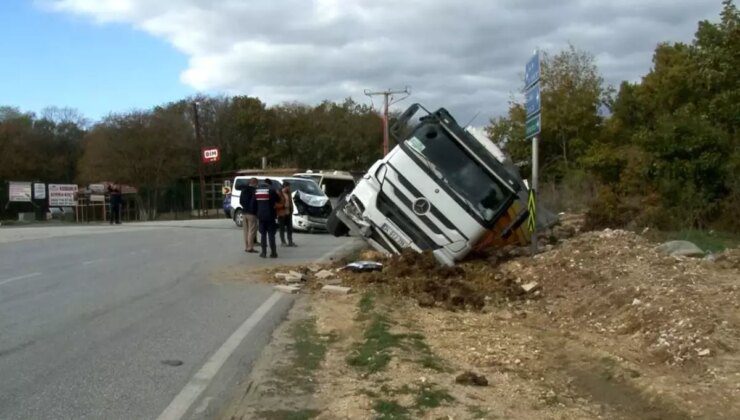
[327,194,350,237]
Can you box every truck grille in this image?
[376,191,437,251]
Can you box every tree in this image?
[78,107,195,219]
[486,45,607,180]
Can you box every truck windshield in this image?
[404,127,508,222]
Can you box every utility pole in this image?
[364,87,410,155]
[192,101,206,218]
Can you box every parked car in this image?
[293,170,356,207]
[230,176,332,232]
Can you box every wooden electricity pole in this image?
[192,101,206,217]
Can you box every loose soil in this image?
[227,214,740,418]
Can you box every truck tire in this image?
[233,209,243,228]
[327,194,350,237]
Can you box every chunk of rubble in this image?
[697,348,711,357]
[655,240,704,258]
[321,285,352,294]
[315,269,335,279]
[521,281,540,293]
[275,272,303,282]
[288,270,306,281]
[274,284,301,294]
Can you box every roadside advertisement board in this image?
[48,184,79,206]
[9,182,32,202]
[202,147,220,164]
[33,183,46,200]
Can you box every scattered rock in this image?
[289,270,306,281]
[321,285,352,294]
[315,269,335,279]
[697,348,711,357]
[308,264,321,272]
[455,371,488,386]
[161,359,184,367]
[274,284,301,294]
[521,281,539,293]
[274,272,291,280]
[655,240,704,258]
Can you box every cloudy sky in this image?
[1,0,724,122]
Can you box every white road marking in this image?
[0,272,42,287]
[156,292,284,420]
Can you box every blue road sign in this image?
[524,51,540,89]
[525,84,540,117]
[525,113,541,139]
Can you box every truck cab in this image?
[332,104,531,266]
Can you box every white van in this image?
[230,176,332,232]
[293,171,356,207]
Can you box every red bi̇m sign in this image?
[202,147,220,164]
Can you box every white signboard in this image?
[89,184,106,194]
[48,184,78,206]
[33,183,46,200]
[90,194,105,202]
[9,182,32,202]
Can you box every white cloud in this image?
[46,0,722,120]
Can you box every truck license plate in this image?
[381,223,408,248]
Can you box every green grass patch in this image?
[289,318,332,373]
[347,313,403,373]
[373,399,410,419]
[649,229,740,253]
[256,409,320,420]
[358,292,375,316]
[414,384,454,410]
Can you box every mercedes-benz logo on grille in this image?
[412,197,431,215]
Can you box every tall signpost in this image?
[524,50,541,254]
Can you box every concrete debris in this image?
[655,240,705,258]
[315,269,335,279]
[308,264,321,272]
[321,285,352,294]
[274,284,301,294]
[274,272,291,280]
[697,348,711,357]
[521,281,539,293]
[289,270,306,281]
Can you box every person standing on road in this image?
[277,181,296,247]
[240,178,259,253]
[255,179,280,258]
[109,185,122,224]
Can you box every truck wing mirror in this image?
[390,103,421,142]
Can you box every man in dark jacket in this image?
[254,179,280,258]
[240,178,259,253]
[109,185,122,224]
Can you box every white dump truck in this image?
[328,103,548,266]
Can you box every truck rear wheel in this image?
[327,194,350,237]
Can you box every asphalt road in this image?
[0,219,360,419]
